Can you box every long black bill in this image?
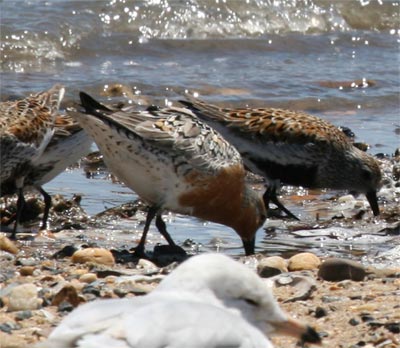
[366,190,379,216]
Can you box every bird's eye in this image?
[243,298,258,306]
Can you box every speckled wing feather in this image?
[77,93,242,175]
[179,95,354,176]
[180,95,349,146]
[0,85,64,148]
[0,85,65,184]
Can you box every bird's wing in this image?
[180,94,349,146]
[41,296,271,348]
[75,92,242,174]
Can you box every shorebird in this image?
[1,85,64,237]
[0,86,92,237]
[180,95,382,219]
[71,92,267,255]
[40,253,321,348]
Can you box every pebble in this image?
[79,273,98,283]
[315,306,328,318]
[114,288,128,298]
[116,279,154,296]
[53,245,78,259]
[0,235,18,254]
[14,310,33,321]
[52,285,84,307]
[349,318,360,326]
[16,257,38,267]
[257,256,288,278]
[19,266,35,276]
[57,301,75,313]
[361,314,375,322]
[385,322,400,334]
[41,260,57,271]
[71,248,115,266]
[82,284,101,297]
[137,258,159,273]
[5,284,42,311]
[321,295,346,303]
[318,258,366,281]
[0,322,19,333]
[288,252,321,271]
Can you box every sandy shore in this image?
[0,237,399,348]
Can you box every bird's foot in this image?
[131,244,149,259]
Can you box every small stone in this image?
[79,273,97,283]
[72,248,115,266]
[321,295,346,303]
[384,322,400,334]
[52,285,84,307]
[15,310,33,321]
[116,277,155,296]
[318,258,366,281]
[257,256,288,278]
[0,235,18,254]
[114,288,128,298]
[137,258,159,272]
[72,269,89,277]
[0,322,16,333]
[82,285,101,297]
[361,314,375,322]
[315,307,328,318]
[349,295,363,300]
[41,260,57,271]
[153,244,188,266]
[19,266,35,276]
[288,252,321,271]
[57,301,75,313]
[53,245,78,259]
[349,318,360,326]
[17,257,40,267]
[6,283,42,311]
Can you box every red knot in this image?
[180,95,382,219]
[72,92,267,256]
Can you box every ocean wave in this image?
[2,1,399,47]
[94,0,400,38]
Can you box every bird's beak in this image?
[270,317,321,345]
[366,190,379,216]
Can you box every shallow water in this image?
[1,0,399,264]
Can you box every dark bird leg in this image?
[263,186,300,221]
[155,213,176,246]
[242,237,255,256]
[38,186,52,230]
[11,187,26,239]
[366,190,380,216]
[155,213,186,255]
[134,205,158,256]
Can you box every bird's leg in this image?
[11,186,25,239]
[134,205,158,256]
[263,186,300,221]
[155,213,187,255]
[38,186,52,230]
[155,213,176,246]
[242,238,255,256]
